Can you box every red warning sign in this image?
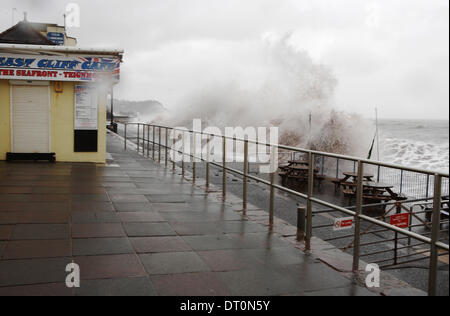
[334,217,354,231]
[390,213,410,229]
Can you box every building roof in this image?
[0,21,56,45]
[29,22,59,32]
[0,43,124,60]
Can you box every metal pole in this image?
[152,126,156,160]
[142,125,145,155]
[165,128,169,167]
[352,160,364,271]
[408,205,413,246]
[305,152,314,250]
[243,140,249,210]
[297,205,306,241]
[147,125,150,157]
[193,132,196,183]
[428,174,442,296]
[158,127,162,163]
[426,174,430,198]
[222,136,226,200]
[137,123,140,153]
[181,132,185,178]
[269,169,275,228]
[377,165,381,182]
[124,124,127,150]
[206,135,210,190]
[138,125,145,153]
[172,130,176,172]
[400,170,404,194]
[375,107,380,161]
[110,87,114,126]
[200,132,203,162]
[336,158,340,179]
[394,203,401,265]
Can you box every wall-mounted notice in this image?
[74,85,98,130]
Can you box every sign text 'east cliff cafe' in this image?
[0,54,120,82]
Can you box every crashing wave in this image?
[149,33,373,157]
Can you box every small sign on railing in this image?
[333,217,354,231]
[390,213,410,229]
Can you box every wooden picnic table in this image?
[342,172,375,182]
[290,165,310,170]
[362,181,394,199]
[287,165,310,180]
[278,164,321,186]
[341,181,399,201]
[422,197,449,222]
[280,160,309,172]
[288,159,309,166]
[363,181,408,201]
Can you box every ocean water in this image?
[378,119,449,174]
[121,117,449,174]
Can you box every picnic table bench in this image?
[423,197,450,222]
[342,172,375,183]
[330,172,375,192]
[278,163,322,186]
[340,181,405,202]
[288,159,309,166]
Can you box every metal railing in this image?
[121,122,449,296]
[291,152,449,200]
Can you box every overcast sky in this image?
[1,0,448,120]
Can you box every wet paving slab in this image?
[0,133,376,296]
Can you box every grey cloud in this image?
[0,0,448,119]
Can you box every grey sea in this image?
[379,119,449,173]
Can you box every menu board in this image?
[74,85,98,130]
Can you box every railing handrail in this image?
[124,122,450,178]
[123,122,449,250]
[121,121,448,296]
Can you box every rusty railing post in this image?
[152,126,156,160]
[147,125,150,158]
[142,124,146,155]
[124,123,127,150]
[269,145,276,228]
[206,135,211,190]
[181,132,185,178]
[305,152,314,250]
[222,136,226,200]
[158,127,162,163]
[193,132,197,183]
[165,127,169,167]
[352,160,364,271]
[137,123,140,153]
[172,129,176,172]
[428,174,442,296]
[243,140,249,211]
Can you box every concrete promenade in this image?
[0,133,375,296]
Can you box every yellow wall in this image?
[0,79,107,163]
[50,82,106,163]
[0,80,11,160]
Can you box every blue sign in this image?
[47,32,65,46]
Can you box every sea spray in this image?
[147,32,373,157]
